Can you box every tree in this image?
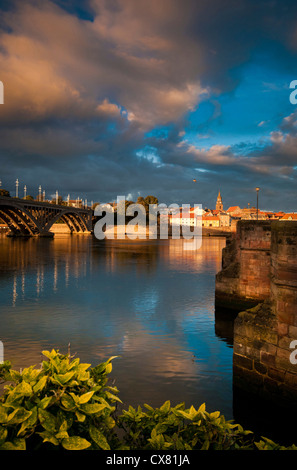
[51,196,64,205]
[144,195,158,205]
[24,195,34,201]
[136,195,159,221]
[0,189,10,197]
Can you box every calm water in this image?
[1,233,295,445]
[0,235,234,414]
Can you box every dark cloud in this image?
[0,0,297,210]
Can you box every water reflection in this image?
[0,235,234,417]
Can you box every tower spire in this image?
[216,190,223,211]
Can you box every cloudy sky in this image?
[0,0,297,211]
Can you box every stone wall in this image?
[233,221,297,404]
[215,220,271,311]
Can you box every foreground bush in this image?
[0,350,296,450]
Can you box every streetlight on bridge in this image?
[16,179,19,198]
[256,187,260,221]
[24,185,27,199]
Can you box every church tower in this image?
[216,190,223,211]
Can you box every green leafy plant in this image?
[118,401,255,450]
[0,350,122,450]
[1,350,297,451]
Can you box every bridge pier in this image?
[215,220,272,311]
[225,221,297,405]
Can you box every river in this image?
[0,234,292,444]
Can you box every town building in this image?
[280,213,297,221]
[202,215,220,228]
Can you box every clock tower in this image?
[216,190,223,211]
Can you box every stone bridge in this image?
[0,196,93,237]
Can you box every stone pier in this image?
[215,220,271,311]
[231,221,297,404]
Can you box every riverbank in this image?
[100,224,232,239]
[2,222,233,239]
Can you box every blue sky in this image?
[0,0,297,211]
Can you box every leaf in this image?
[68,358,80,370]
[210,411,220,419]
[7,408,32,425]
[89,425,111,450]
[56,430,69,440]
[175,410,191,420]
[38,396,52,410]
[105,363,112,374]
[79,403,107,415]
[62,436,91,450]
[0,438,26,450]
[55,372,75,385]
[105,391,122,404]
[78,391,94,404]
[160,400,171,414]
[42,350,54,359]
[7,380,32,402]
[198,403,206,413]
[155,423,168,434]
[75,411,86,423]
[106,356,119,363]
[0,426,8,445]
[144,404,154,412]
[0,406,8,424]
[33,376,47,394]
[9,370,22,383]
[17,407,38,436]
[61,394,76,410]
[38,430,59,446]
[38,409,57,433]
[201,439,210,450]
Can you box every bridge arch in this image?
[45,210,90,233]
[0,205,40,235]
[0,197,93,236]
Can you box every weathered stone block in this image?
[260,351,276,367]
[233,364,264,391]
[267,367,285,383]
[233,337,246,356]
[290,325,297,338]
[233,353,253,370]
[254,361,267,375]
[284,370,297,388]
[278,335,296,350]
[277,321,288,336]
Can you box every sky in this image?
[0,0,297,211]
